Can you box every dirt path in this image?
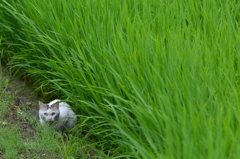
[1,66,40,129]
[2,66,41,108]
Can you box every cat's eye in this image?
[51,112,55,115]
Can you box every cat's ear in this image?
[39,101,46,108]
[51,103,59,109]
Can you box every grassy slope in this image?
[0,65,101,159]
[1,0,240,158]
[0,66,61,158]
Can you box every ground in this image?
[0,66,64,158]
[0,66,101,159]
[1,66,40,137]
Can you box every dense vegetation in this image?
[0,0,239,158]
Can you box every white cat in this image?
[38,99,77,130]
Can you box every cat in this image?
[38,99,77,131]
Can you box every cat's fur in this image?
[38,99,77,130]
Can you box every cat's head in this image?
[38,101,60,123]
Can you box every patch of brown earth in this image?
[1,66,40,138]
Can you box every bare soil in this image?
[1,66,40,140]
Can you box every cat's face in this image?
[39,101,60,123]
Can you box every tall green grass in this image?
[1,0,240,158]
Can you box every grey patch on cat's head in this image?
[50,103,59,109]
